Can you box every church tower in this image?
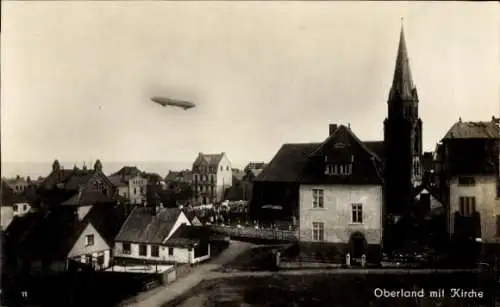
[383,22,423,221]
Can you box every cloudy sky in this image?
[1,1,499,175]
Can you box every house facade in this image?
[108,167,148,205]
[192,152,233,204]
[67,222,112,269]
[438,118,500,247]
[251,125,384,228]
[4,203,125,274]
[297,125,384,262]
[114,207,210,264]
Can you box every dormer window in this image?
[325,163,352,176]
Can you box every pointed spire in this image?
[389,20,417,102]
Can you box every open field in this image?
[165,272,498,307]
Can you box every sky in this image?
[1,1,499,178]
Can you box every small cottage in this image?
[114,207,211,264]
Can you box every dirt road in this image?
[120,241,256,307]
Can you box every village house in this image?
[2,159,130,272]
[253,124,385,263]
[4,203,126,273]
[192,152,233,205]
[5,175,30,194]
[108,166,148,205]
[437,118,500,250]
[114,207,210,264]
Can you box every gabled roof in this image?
[115,207,182,244]
[165,224,209,247]
[442,120,500,140]
[193,153,224,167]
[309,125,381,163]
[255,143,320,182]
[255,125,384,185]
[4,203,127,261]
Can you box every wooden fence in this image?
[209,225,299,242]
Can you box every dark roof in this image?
[165,170,192,182]
[443,120,500,140]
[59,191,118,206]
[363,141,385,161]
[255,143,319,182]
[165,225,210,247]
[84,203,128,246]
[110,166,142,178]
[11,185,39,205]
[255,126,383,185]
[115,207,182,244]
[4,203,127,261]
[193,153,224,167]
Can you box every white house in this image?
[192,152,233,204]
[114,207,211,264]
[108,167,148,205]
[298,125,384,262]
[257,124,384,263]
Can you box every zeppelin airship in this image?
[151,96,195,110]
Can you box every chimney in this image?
[329,124,338,136]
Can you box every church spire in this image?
[389,20,417,102]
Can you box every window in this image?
[123,243,131,254]
[151,246,160,257]
[13,204,18,211]
[352,203,363,223]
[459,196,476,216]
[139,244,147,256]
[168,247,174,256]
[312,222,325,241]
[326,164,352,176]
[220,166,223,171]
[23,204,27,211]
[458,177,476,186]
[226,166,229,171]
[85,234,94,247]
[140,187,144,194]
[85,254,92,263]
[134,188,137,194]
[312,189,324,208]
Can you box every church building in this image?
[383,24,423,249]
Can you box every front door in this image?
[349,232,367,264]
